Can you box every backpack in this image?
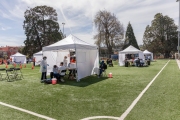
[104,63,107,69]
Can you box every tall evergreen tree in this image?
[142,13,178,58]
[23,5,63,57]
[123,22,139,49]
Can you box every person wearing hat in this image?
[40,56,48,81]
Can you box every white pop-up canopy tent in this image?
[33,51,43,66]
[143,50,153,61]
[10,52,26,64]
[119,45,144,66]
[42,34,99,81]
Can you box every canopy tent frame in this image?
[143,50,153,61]
[118,45,144,66]
[42,34,99,81]
[10,52,27,64]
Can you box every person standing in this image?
[63,56,68,67]
[33,57,35,66]
[40,56,48,81]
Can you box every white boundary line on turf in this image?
[81,116,119,120]
[119,60,170,120]
[0,101,56,120]
[81,60,170,120]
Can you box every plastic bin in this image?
[52,78,57,85]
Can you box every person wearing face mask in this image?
[40,56,48,81]
[63,56,68,67]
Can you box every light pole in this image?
[177,0,180,59]
[62,23,65,38]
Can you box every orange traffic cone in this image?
[13,63,16,68]
[5,63,8,68]
[32,65,34,70]
[20,64,22,69]
[24,64,26,68]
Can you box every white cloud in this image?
[1,27,12,31]
[0,0,179,47]
[0,35,25,46]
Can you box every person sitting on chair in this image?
[98,61,107,78]
[140,59,144,67]
[68,63,76,80]
[135,58,140,67]
[58,62,67,82]
[52,65,59,79]
[108,58,113,67]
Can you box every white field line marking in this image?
[81,116,119,120]
[119,60,170,120]
[0,101,56,120]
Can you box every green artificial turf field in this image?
[0,59,179,120]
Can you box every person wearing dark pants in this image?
[41,72,47,80]
[40,56,48,81]
[52,65,60,81]
[98,60,106,78]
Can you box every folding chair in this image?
[0,68,7,80]
[6,69,16,82]
[68,69,76,80]
[102,69,107,77]
[14,68,23,79]
[59,69,67,82]
[60,69,67,77]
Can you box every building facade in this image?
[0,46,20,59]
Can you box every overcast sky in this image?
[0,0,179,47]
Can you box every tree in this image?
[143,13,178,58]
[94,10,124,57]
[123,22,139,49]
[23,5,63,56]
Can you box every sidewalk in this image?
[176,59,180,69]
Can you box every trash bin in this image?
[147,60,150,65]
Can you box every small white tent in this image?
[33,51,43,66]
[42,34,99,81]
[143,50,153,61]
[119,45,144,66]
[10,52,26,64]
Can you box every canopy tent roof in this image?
[43,34,97,51]
[120,45,141,54]
[10,52,26,64]
[143,50,152,54]
[33,51,42,55]
[11,52,25,57]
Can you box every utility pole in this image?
[177,0,180,59]
[62,23,65,38]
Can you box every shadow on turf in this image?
[43,75,109,87]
